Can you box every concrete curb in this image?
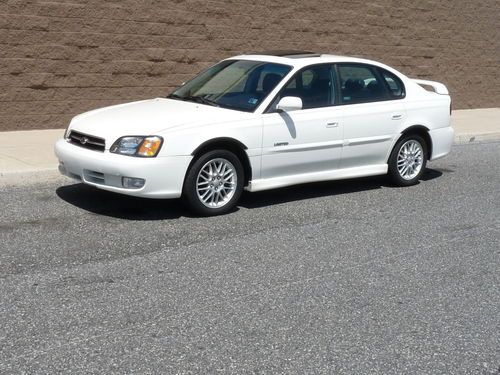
[0,108,498,187]
[454,133,500,144]
[1,135,498,189]
[451,107,499,144]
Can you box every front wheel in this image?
[388,135,427,186]
[183,150,244,216]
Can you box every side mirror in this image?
[276,96,302,112]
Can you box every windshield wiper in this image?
[167,94,219,107]
[167,93,183,100]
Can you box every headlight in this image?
[110,136,163,157]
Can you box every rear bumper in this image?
[429,126,454,161]
[54,139,192,199]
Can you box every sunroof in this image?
[247,50,321,58]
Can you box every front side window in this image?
[169,60,291,112]
[268,64,335,111]
[338,64,388,104]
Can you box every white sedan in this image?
[55,51,454,215]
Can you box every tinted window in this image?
[338,64,388,104]
[379,68,405,98]
[269,64,335,111]
[256,64,291,95]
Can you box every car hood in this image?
[68,98,250,147]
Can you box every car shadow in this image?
[56,168,443,220]
[56,184,186,220]
[239,167,443,209]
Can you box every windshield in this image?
[168,60,292,112]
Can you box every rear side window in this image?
[379,68,405,99]
[338,64,388,104]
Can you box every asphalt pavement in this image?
[0,142,499,374]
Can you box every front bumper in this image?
[54,139,192,199]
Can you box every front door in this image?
[260,64,343,179]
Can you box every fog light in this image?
[122,177,145,189]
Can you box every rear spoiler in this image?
[412,79,449,95]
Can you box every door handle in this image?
[391,114,403,120]
[326,122,339,128]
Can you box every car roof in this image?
[226,51,392,71]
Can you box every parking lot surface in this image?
[1,142,499,374]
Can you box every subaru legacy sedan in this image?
[55,51,454,215]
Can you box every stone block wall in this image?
[0,0,498,130]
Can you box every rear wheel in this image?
[388,135,427,186]
[183,149,244,216]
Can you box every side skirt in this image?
[245,164,388,192]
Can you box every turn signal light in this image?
[137,136,162,157]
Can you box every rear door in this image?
[336,63,406,169]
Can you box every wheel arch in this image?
[189,137,252,186]
[393,125,433,160]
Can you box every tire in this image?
[183,149,244,216]
[388,134,427,186]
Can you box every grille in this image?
[68,131,105,152]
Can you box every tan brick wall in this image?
[0,0,498,131]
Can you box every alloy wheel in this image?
[396,140,424,180]
[196,158,237,208]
